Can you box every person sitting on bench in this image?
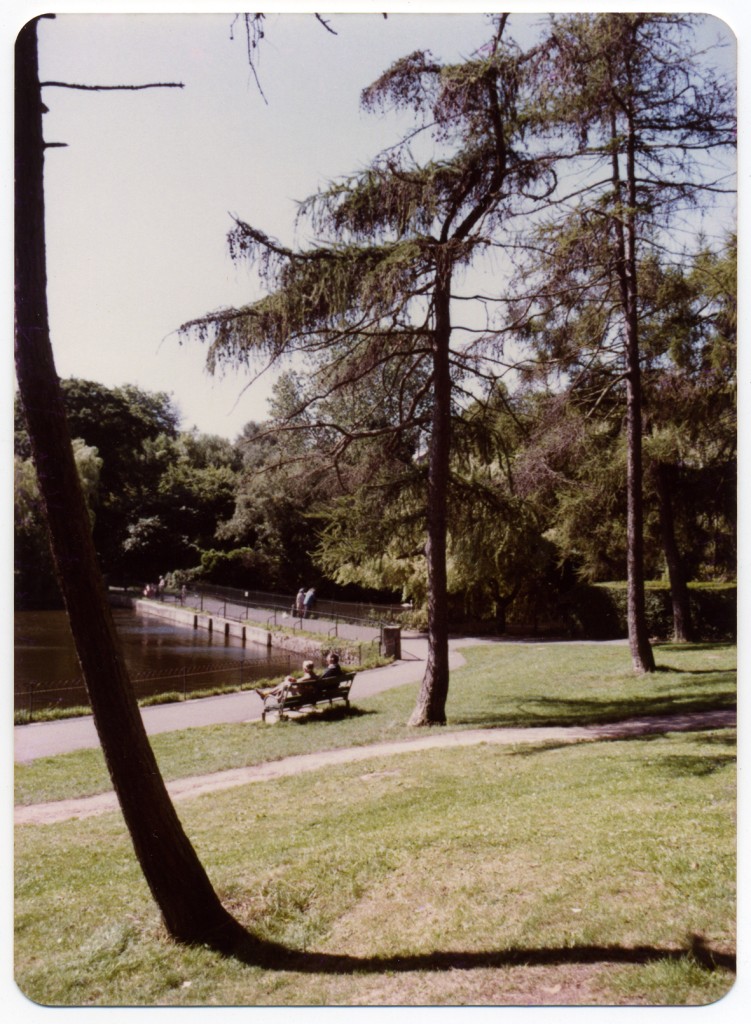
[257,659,320,700]
[320,652,344,681]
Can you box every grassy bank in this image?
[14,641,737,1006]
[15,641,736,806]
[15,726,735,1006]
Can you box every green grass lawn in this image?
[14,641,736,1006]
[15,640,737,806]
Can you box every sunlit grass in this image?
[15,729,735,1006]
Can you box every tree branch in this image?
[315,14,338,35]
[41,81,184,91]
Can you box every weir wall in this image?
[109,593,359,665]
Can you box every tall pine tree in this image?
[183,16,552,724]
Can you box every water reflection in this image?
[14,609,295,712]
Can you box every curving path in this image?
[15,707,735,827]
[15,633,735,827]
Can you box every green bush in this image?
[687,584,738,640]
[196,547,275,589]
[564,581,736,641]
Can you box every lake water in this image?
[14,608,298,713]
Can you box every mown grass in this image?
[15,728,736,1006]
[15,641,736,806]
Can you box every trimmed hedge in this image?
[563,582,736,641]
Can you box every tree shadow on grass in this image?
[654,643,736,654]
[279,706,376,725]
[690,730,738,748]
[451,688,737,731]
[508,731,736,777]
[657,752,736,777]
[224,929,735,977]
[630,728,737,777]
[655,665,737,675]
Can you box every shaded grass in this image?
[447,641,736,729]
[15,729,736,1006]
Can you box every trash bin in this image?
[382,625,401,660]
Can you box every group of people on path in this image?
[258,651,345,701]
[143,577,188,602]
[294,587,316,618]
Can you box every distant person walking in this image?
[303,587,316,618]
[295,588,306,617]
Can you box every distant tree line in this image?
[15,239,736,627]
[12,377,398,606]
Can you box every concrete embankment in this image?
[110,593,356,663]
[129,596,271,647]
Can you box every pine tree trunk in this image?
[15,18,243,951]
[624,360,656,672]
[610,98,655,674]
[408,257,452,726]
[653,461,694,642]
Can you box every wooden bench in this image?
[258,673,356,722]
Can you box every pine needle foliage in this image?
[179,15,555,724]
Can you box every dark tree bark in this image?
[623,348,656,671]
[15,17,243,951]
[409,47,517,723]
[408,255,452,726]
[653,461,694,642]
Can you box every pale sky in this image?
[9,1,741,442]
[29,7,530,439]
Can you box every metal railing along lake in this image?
[135,583,409,642]
[16,584,398,720]
[15,657,294,721]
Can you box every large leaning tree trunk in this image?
[15,17,243,951]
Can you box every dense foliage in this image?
[14,380,244,604]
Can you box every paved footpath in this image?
[13,633,471,763]
[14,634,736,827]
[15,707,735,826]
[13,634,729,765]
